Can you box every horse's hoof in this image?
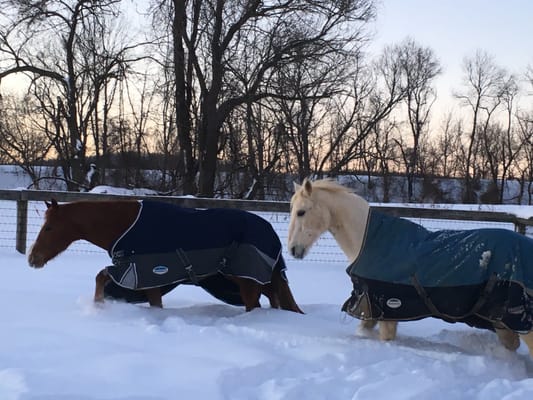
[93,297,105,307]
[495,328,520,351]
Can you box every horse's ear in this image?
[293,182,301,192]
[45,199,58,209]
[303,179,313,195]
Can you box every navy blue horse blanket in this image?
[103,200,287,305]
[342,210,533,332]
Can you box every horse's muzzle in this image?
[290,245,306,259]
[27,252,45,268]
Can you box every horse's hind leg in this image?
[230,277,261,311]
[359,320,398,340]
[495,326,520,351]
[242,281,261,311]
[379,321,398,341]
[520,332,533,357]
[261,283,281,309]
[145,288,163,308]
[94,268,110,303]
[270,261,304,313]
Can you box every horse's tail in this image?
[272,256,304,314]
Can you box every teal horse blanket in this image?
[342,210,533,332]
[103,200,286,305]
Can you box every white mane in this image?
[306,179,354,194]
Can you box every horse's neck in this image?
[72,201,140,251]
[324,191,369,262]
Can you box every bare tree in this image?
[272,44,355,181]
[478,74,525,202]
[432,112,464,178]
[454,50,506,202]
[394,38,441,201]
[0,94,52,186]
[154,0,375,197]
[516,114,533,204]
[322,44,410,176]
[0,0,145,189]
[365,120,400,202]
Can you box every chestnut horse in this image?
[28,199,303,313]
[287,178,533,357]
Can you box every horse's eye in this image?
[44,225,52,232]
[296,210,306,217]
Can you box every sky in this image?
[368,0,533,114]
[3,0,532,122]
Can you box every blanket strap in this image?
[467,273,498,316]
[410,274,442,317]
[176,249,199,285]
[411,273,498,320]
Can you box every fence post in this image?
[515,222,526,235]
[16,199,28,254]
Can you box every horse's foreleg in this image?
[94,268,110,303]
[359,319,378,331]
[145,288,163,308]
[495,326,520,351]
[520,332,533,357]
[379,321,398,341]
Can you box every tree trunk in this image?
[173,0,196,194]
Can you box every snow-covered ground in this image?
[2,199,533,399]
[3,249,533,400]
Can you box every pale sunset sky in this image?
[368,0,533,113]
[4,0,532,118]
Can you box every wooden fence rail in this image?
[1,189,532,254]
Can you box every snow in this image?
[0,176,532,398]
[380,202,533,220]
[3,250,533,399]
[2,201,533,399]
[89,185,158,196]
[479,251,491,269]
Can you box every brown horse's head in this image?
[28,200,80,268]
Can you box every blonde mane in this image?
[307,179,354,194]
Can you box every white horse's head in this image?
[288,178,370,261]
[288,179,334,259]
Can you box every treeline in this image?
[0,1,532,203]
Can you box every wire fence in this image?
[4,197,526,265]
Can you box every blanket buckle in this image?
[176,249,199,285]
[185,264,199,285]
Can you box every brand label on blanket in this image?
[152,265,169,275]
[386,298,402,309]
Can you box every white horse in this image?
[288,178,533,357]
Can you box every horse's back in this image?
[105,200,284,303]
[111,200,280,257]
[349,211,533,288]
